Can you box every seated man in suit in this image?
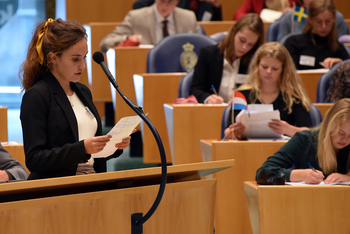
[99,0,202,52]
[133,0,222,21]
[0,143,28,181]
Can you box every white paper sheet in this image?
[92,115,142,158]
[286,181,350,186]
[236,104,282,139]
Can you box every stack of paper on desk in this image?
[236,104,282,139]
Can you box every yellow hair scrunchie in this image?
[36,18,54,65]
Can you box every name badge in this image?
[236,74,247,84]
[299,55,315,67]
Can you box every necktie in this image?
[162,20,169,38]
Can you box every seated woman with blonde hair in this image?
[224,42,312,139]
[256,98,350,184]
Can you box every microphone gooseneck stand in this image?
[92,52,167,234]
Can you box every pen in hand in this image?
[308,162,317,173]
[211,85,218,95]
[308,162,324,178]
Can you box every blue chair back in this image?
[266,19,281,42]
[316,60,350,102]
[309,104,322,127]
[146,33,217,73]
[220,104,231,139]
[178,69,194,98]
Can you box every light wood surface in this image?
[244,181,350,234]
[298,70,327,103]
[84,22,121,118]
[0,160,234,234]
[2,143,28,173]
[134,73,185,164]
[62,0,350,23]
[0,107,7,142]
[314,103,333,119]
[107,47,150,127]
[64,0,134,24]
[205,140,286,234]
[164,104,226,165]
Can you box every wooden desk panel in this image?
[298,70,327,103]
[210,141,286,234]
[0,107,8,142]
[2,143,28,173]
[198,21,270,37]
[134,73,185,164]
[84,22,121,118]
[164,104,226,165]
[245,181,350,234]
[107,47,150,127]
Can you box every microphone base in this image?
[131,212,143,234]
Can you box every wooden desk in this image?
[0,107,8,142]
[198,21,270,37]
[314,103,333,119]
[201,140,286,234]
[2,143,28,173]
[244,181,350,234]
[84,22,121,117]
[164,104,226,165]
[134,73,185,164]
[106,47,151,127]
[0,160,234,234]
[298,70,327,103]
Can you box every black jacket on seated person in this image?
[284,33,350,70]
[190,45,249,103]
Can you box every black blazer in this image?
[20,73,122,180]
[190,45,248,103]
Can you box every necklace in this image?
[67,94,74,107]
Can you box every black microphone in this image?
[92,51,115,87]
[93,51,167,233]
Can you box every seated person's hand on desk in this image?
[205,94,224,104]
[224,123,245,139]
[269,119,309,138]
[0,170,10,181]
[290,169,324,184]
[128,35,142,43]
[321,57,343,69]
[323,172,350,184]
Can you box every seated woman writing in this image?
[190,13,264,104]
[284,0,350,70]
[224,42,312,139]
[256,98,350,184]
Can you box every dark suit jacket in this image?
[0,143,28,180]
[190,45,248,103]
[20,73,122,180]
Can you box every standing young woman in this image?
[224,42,312,139]
[256,98,350,184]
[190,13,264,104]
[284,0,350,70]
[20,19,133,180]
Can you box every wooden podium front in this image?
[244,181,350,234]
[0,160,234,234]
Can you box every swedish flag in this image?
[293,6,308,23]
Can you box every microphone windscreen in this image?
[93,51,105,64]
